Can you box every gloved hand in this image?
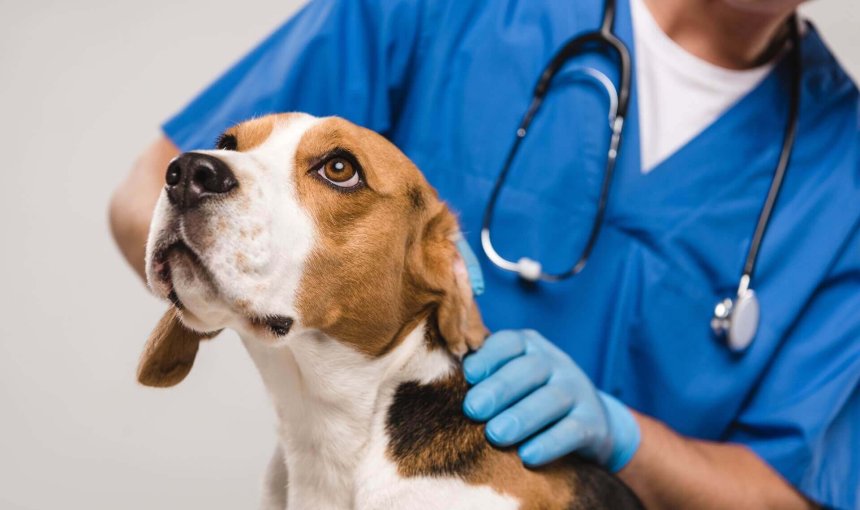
[462,329,640,472]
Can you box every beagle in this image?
[139,113,642,510]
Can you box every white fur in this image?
[244,323,519,510]
[145,114,321,334]
[146,113,520,509]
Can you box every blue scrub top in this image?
[162,0,860,507]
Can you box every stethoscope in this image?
[480,0,802,352]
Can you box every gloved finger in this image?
[463,353,551,421]
[520,330,589,377]
[519,329,553,353]
[517,417,594,467]
[463,330,527,385]
[485,383,574,447]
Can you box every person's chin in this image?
[722,0,803,15]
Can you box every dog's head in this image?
[139,113,486,387]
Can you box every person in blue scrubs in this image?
[109,0,859,507]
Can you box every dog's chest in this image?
[349,395,520,510]
[251,339,379,509]
[279,393,378,509]
[245,328,520,509]
[279,384,517,509]
[280,421,519,510]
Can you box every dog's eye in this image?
[317,157,361,189]
[215,133,238,151]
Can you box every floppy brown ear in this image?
[137,307,219,388]
[418,207,488,357]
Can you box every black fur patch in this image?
[385,369,643,509]
[386,372,487,477]
[407,186,425,210]
[564,457,644,510]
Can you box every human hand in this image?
[462,330,640,471]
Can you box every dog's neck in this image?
[242,320,456,510]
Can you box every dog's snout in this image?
[165,153,238,211]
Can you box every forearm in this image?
[109,136,179,280]
[618,411,814,509]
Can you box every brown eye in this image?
[215,133,238,151]
[317,156,361,188]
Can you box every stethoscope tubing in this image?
[480,0,802,351]
[740,18,802,291]
[480,0,630,281]
[481,2,800,285]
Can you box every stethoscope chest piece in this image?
[711,287,760,353]
[479,0,799,353]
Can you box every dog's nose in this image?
[165,153,238,211]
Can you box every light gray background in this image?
[0,1,856,508]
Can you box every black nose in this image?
[165,152,238,211]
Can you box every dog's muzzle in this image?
[165,152,237,211]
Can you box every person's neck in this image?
[642,0,797,70]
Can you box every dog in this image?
[138,113,642,509]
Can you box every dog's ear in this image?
[137,307,220,387]
[439,245,488,356]
[416,207,488,357]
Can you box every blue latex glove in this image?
[463,330,640,472]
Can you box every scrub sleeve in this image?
[162,0,423,152]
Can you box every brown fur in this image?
[386,370,641,510]
[222,116,276,152]
[385,357,574,509]
[139,114,485,385]
[138,114,640,508]
[293,117,486,357]
[137,307,219,387]
[467,434,577,509]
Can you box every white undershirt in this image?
[630,0,776,173]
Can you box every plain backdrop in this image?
[0,1,857,508]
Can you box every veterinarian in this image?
[110,0,859,507]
